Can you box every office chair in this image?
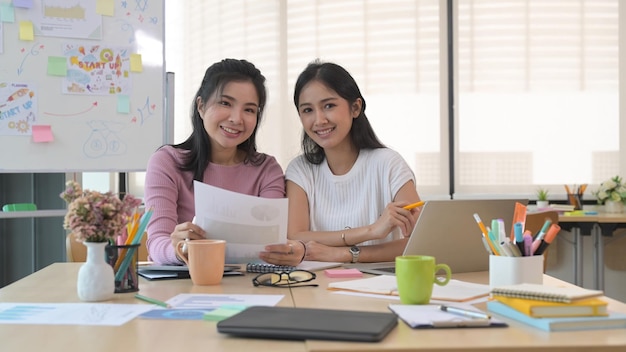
[524,210,560,272]
[66,232,148,262]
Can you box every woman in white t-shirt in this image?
[282,60,422,263]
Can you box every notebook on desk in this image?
[345,199,528,275]
[138,264,241,280]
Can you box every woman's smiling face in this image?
[296,80,360,151]
[197,80,259,154]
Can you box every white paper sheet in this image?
[328,276,491,302]
[166,294,285,309]
[0,303,153,326]
[193,181,288,263]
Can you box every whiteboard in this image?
[0,0,166,172]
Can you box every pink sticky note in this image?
[324,268,363,278]
[32,125,54,143]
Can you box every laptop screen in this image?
[401,199,528,273]
[347,199,528,275]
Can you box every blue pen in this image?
[514,222,525,255]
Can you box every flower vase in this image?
[604,200,624,214]
[77,241,115,302]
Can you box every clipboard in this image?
[388,304,508,329]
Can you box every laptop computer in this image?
[345,199,528,275]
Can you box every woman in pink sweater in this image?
[144,59,304,265]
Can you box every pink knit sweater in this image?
[144,145,285,265]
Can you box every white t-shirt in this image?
[286,148,415,246]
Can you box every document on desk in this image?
[328,276,491,302]
[389,304,507,329]
[193,181,288,263]
[139,294,285,321]
[166,293,285,309]
[0,303,153,326]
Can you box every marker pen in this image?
[534,224,561,255]
[513,222,525,255]
[523,231,533,256]
[534,218,552,241]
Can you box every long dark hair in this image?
[293,60,384,164]
[171,59,267,181]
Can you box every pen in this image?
[499,240,514,257]
[534,218,552,241]
[481,235,494,255]
[504,239,522,257]
[523,231,533,256]
[474,213,498,255]
[497,219,507,244]
[488,227,502,256]
[135,293,171,308]
[513,222,525,255]
[403,201,425,210]
[534,224,561,256]
[440,305,491,320]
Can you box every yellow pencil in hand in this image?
[403,201,425,210]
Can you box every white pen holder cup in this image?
[489,255,543,288]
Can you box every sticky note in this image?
[19,21,34,40]
[203,305,247,321]
[13,0,33,9]
[47,56,67,76]
[0,3,15,22]
[32,125,54,143]
[130,54,143,72]
[96,0,115,16]
[117,95,130,113]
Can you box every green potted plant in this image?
[536,188,549,209]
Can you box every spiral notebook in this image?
[246,261,342,273]
[490,283,604,303]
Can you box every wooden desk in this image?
[2,263,626,351]
[559,213,626,289]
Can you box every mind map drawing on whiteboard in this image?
[83,120,127,158]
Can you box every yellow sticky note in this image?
[96,0,115,16]
[19,21,34,41]
[32,125,54,143]
[117,95,130,114]
[47,56,67,76]
[130,54,143,72]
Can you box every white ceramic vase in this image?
[536,201,549,209]
[604,200,624,214]
[77,241,115,302]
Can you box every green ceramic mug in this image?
[395,255,451,304]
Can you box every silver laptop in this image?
[345,199,528,275]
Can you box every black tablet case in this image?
[217,306,398,342]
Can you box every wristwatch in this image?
[349,245,360,263]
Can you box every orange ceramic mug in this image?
[175,239,226,285]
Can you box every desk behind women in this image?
[1,263,626,352]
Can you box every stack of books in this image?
[486,283,626,332]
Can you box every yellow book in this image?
[493,295,608,318]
